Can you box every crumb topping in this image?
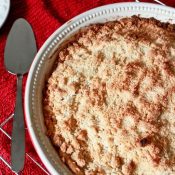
[44,16,175,175]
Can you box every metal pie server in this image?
[4,18,37,173]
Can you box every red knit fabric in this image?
[0,0,174,174]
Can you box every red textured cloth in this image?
[0,0,175,174]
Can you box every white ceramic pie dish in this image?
[25,2,175,175]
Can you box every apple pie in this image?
[43,16,175,175]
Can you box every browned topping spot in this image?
[77,130,88,141]
[113,156,123,168]
[122,160,136,175]
[64,117,77,131]
[139,137,150,147]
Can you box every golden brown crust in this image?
[43,16,175,175]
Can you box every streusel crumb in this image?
[44,16,175,175]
